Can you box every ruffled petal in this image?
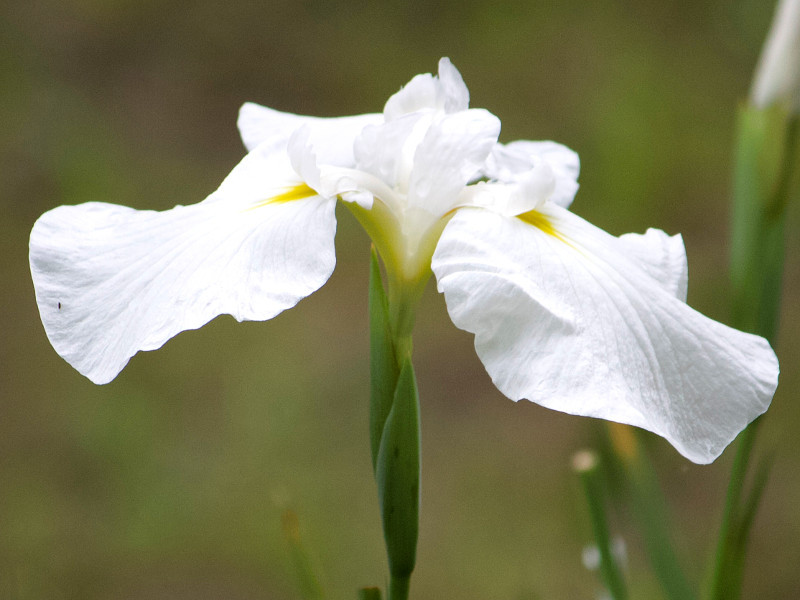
[237,102,381,165]
[407,109,501,215]
[459,164,556,217]
[353,112,429,192]
[30,149,336,384]
[431,205,778,463]
[383,57,469,120]
[483,141,580,208]
[618,228,688,301]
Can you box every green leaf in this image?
[709,105,797,600]
[730,106,797,339]
[375,357,420,582]
[369,246,401,472]
[715,451,774,600]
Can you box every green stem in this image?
[368,249,422,600]
[707,419,759,600]
[709,107,797,600]
[389,575,411,600]
[575,450,628,600]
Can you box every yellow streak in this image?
[247,183,317,211]
[518,209,569,244]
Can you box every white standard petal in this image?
[483,141,580,208]
[383,57,470,120]
[431,206,778,464]
[408,109,501,216]
[237,102,382,165]
[353,112,429,192]
[30,150,336,384]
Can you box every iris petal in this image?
[408,109,500,215]
[237,102,381,165]
[431,204,778,463]
[483,141,580,208]
[30,150,336,384]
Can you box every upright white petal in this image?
[383,57,470,120]
[436,57,470,114]
[30,149,336,384]
[353,112,430,192]
[237,102,382,164]
[408,109,501,215]
[483,141,580,208]
[432,205,778,464]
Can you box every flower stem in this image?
[574,450,628,600]
[709,105,797,600]
[708,418,760,600]
[389,575,411,600]
[368,248,422,599]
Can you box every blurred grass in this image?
[1,0,798,598]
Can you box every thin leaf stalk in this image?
[574,450,628,600]
[605,424,696,600]
[709,106,798,600]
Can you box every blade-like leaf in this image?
[376,357,420,581]
[369,246,401,471]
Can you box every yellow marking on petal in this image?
[518,209,569,245]
[246,183,318,211]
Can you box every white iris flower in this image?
[30,59,778,464]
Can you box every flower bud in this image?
[750,0,800,112]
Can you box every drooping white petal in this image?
[431,205,778,464]
[407,109,501,215]
[618,228,688,301]
[30,150,336,384]
[483,141,580,208]
[237,102,382,164]
[383,57,469,120]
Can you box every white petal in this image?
[484,141,580,208]
[436,57,470,113]
[408,109,501,215]
[750,0,800,111]
[383,57,470,120]
[459,165,556,216]
[618,228,688,301]
[432,206,778,464]
[30,151,336,384]
[287,127,322,192]
[237,102,381,165]
[353,112,429,191]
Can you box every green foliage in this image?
[709,102,798,600]
[369,247,401,472]
[375,358,420,583]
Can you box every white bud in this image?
[750,0,800,112]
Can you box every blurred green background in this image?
[2,0,799,598]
